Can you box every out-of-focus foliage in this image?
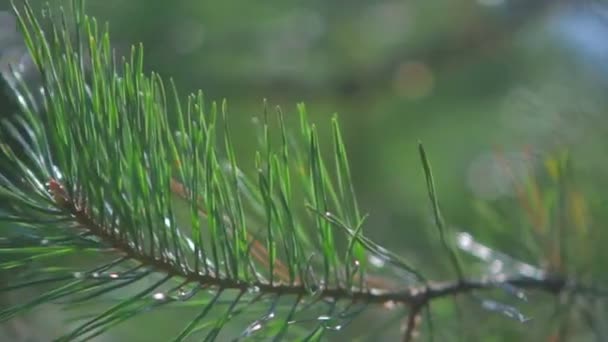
[1,0,605,228]
[0,0,607,341]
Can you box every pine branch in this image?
[0,1,606,341]
[40,179,608,304]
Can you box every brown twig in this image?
[403,303,423,342]
[48,179,606,304]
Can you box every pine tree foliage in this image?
[0,1,606,341]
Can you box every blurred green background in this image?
[1,0,608,340]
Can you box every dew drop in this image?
[324,211,332,217]
[153,292,166,301]
[352,260,361,274]
[383,300,396,310]
[457,232,473,249]
[175,286,198,301]
[109,272,119,279]
[73,272,84,279]
[369,288,386,295]
[242,316,274,337]
[247,286,260,294]
[40,239,49,246]
[91,272,100,278]
[368,255,385,268]
[52,166,63,180]
[489,260,503,274]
